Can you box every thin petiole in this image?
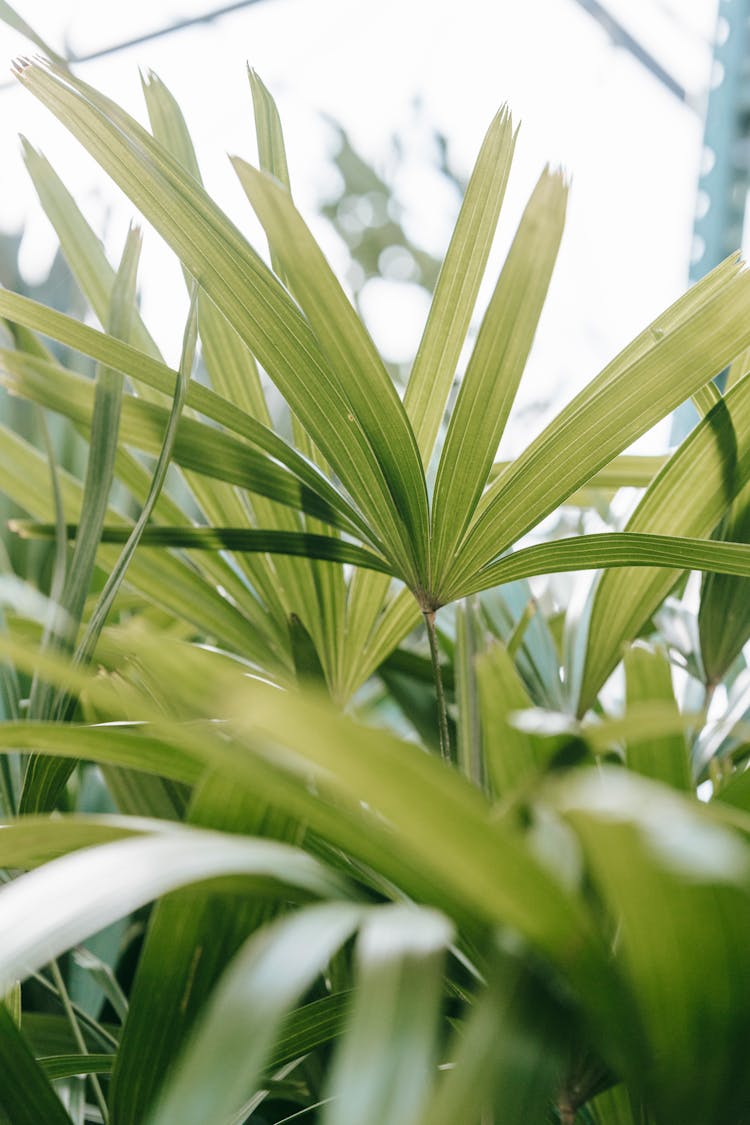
[49,959,110,1123]
[424,610,451,763]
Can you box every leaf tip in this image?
[17,133,35,158]
[11,56,31,81]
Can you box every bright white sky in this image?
[0,0,720,455]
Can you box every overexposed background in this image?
[0,0,720,455]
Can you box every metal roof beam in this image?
[569,0,689,102]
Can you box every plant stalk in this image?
[49,959,110,1123]
[556,1091,577,1124]
[424,610,451,763]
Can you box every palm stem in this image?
[424,610,451,763]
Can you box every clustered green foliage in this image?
[1,20,750,1125]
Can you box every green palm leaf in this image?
[110,773,306,1124]
[322,906,452,1125]
[232,158,429,579]
[14,60,419,578]
[403,107,516,464]
[430,168,566,587]
[0,825,348,995]
[554,768,750,1123]
[442,255,750,597]
[624,644,691,791]
[580,371,750,711]
[454,531,750,600]
[0,1003,74,1125]
[12,523,393,574]
[146,904,364,1125]
[0,288,368,537]
[0,346,370,540]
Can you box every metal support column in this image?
[673,0,750,439]
[690,0,750,281]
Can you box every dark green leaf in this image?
[0,1004,74,1125]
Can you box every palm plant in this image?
[1,24,750,1124]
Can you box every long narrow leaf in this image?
[0,437,286,665]
[444,255,750,593]
[624,644,691,791]
[12,523,394,575]
[431,168,566,585]
[455,599,483,785]
[51,225,138,652]
[39,1054,115,1081]
[75,290,196,666]
[699,482,750,683]
[554,768,750,1123]
[21,137,161,362]
[580,371,750,710]
[245,68,352,691]
[142,67,325,655]
[0,1003,74,1125]
[0,723,203,787]
[0,290,371,539]
[0,348,371,539]
[14,60,417,578]
[490,453,667,492]
[0,1,66,63]
[232,158,429,581]
[340,583,423,702]
[19,227,139,781]
[404,108,516,464]
[248,67,291,279]
[419,961,567,1125]
[221,679,627,1030]
[0,827,348,995]
[454,532,750,600]
[323,905,452,1125]
[10,275,193,805]
[476,641,546,798]
[111,772,305,1124]
[146,904,364,1125]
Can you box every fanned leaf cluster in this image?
[1,18,750,1123]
